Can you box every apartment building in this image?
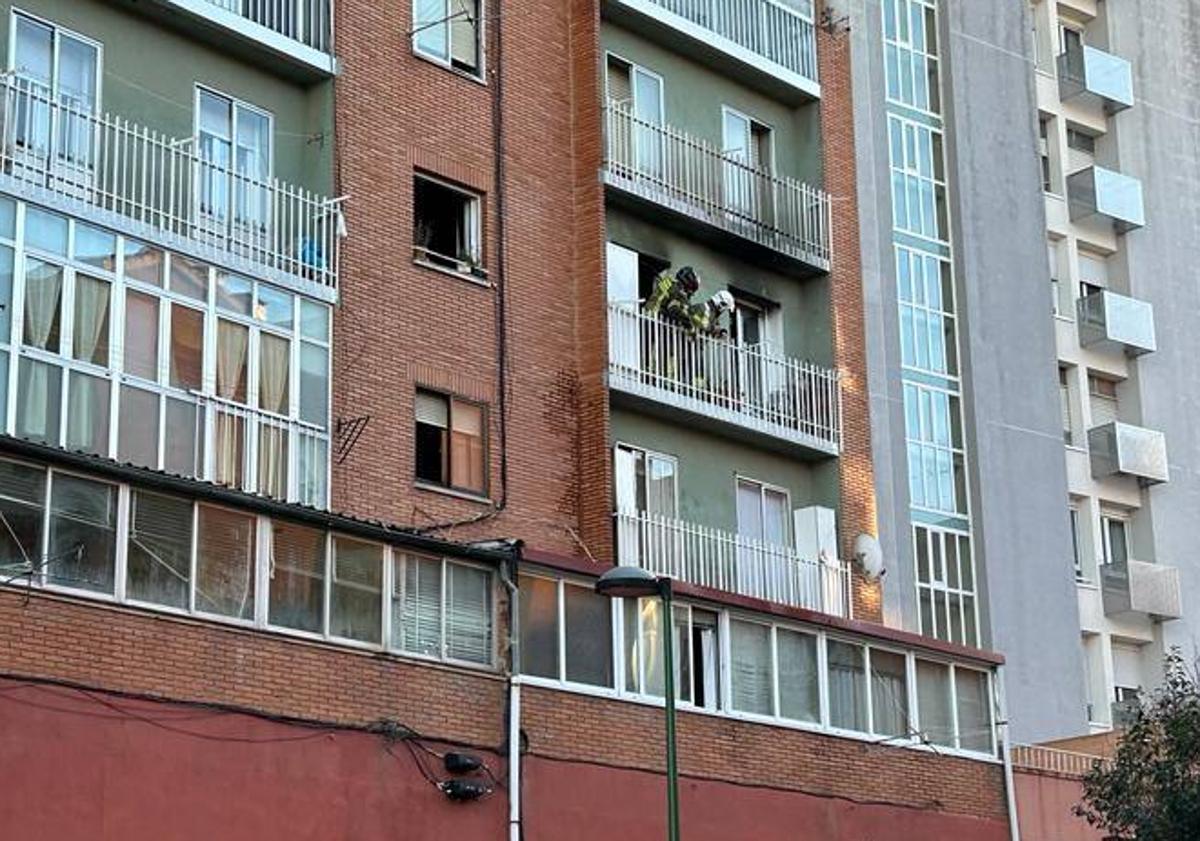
[0,0,1017,839]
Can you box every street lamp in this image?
[595,566,679,841]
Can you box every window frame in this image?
[517,571,618,693]
[392,551,497,668]
[734,474,793,548]
[413,387,489,498]
[192,84,275,183]
[8,8,104,111]
[411,0,485,79]
[412,172,486,281]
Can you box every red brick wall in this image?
[522,685,1009,823]
[0,589,505,746]
[329,0,611,565]
[817,4,882,621]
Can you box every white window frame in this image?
[734,474,792,548]
[8,8,103,111]
[1100,509,1130,567]
[412,172,484,278]
[411,0,485,79]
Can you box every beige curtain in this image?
[213,411,244,489]
[23,261,62,349]
[215,320,248,402]
[258,334,289,414]
[73,275,109,364]
[258,425,288,500]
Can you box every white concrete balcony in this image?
[608,304,841,456]
[0,78,344,301]
[603,105,831,272]
[604,0,819,100]
[614,510,852,616]
[1088,421,1168,486]
[1102,559,1182,621]
[1068,166,1145,234]
[1057,39,1134,114]
[143,0,335,77]
[1077,289,1156,357]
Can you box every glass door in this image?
[196,89,272,238]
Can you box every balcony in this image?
[608,304,841,456]
[1077,290,1156,357]
[614,510,852,616]
[0,78,344,301]
[138,0,335,78]
[603,0,819,101]
[1068,166,1145,234]
[1088,421,1168,486]
[1057,40,1134,114]
[1102,560,1182,621]
[602,105,831,273]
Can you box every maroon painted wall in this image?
[523,757,1011,841]
[0,679,503,841]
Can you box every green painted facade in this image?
[2,1,334,195]
[601,23,822,187]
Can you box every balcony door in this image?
[606,56,663,180]
[195,88,272,239]
[614,444,677,572]
[735,478,791,596]
[8,13,101,193]
[721,107,773,227]
[731,294,784,416]
[606,242,642,372]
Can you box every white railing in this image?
[206,0,334,54]
[604,106,831,268]
[638,0,818,84]
[608,304,841,452]
[615,510,852,616]
[1012,745,1108,777]
[192,393,329,507]
[0,77,344,294]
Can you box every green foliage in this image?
[1074,649,1200,840]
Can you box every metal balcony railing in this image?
[203,0,334,54]
[0,77,344,295]
[608,304,841,453]
[603,105,831,269]
[626,0,818,87]
[615,509,852,616]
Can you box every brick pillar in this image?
[817,5,882,622]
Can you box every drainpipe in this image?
[996,665,1022,841]
[500,551,522,841]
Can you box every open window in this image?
[413,0,482,76]
[413,174,483,278]
[415,389,487,496]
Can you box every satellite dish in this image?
[854,534,885,580]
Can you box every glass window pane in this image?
[639,598,665,697]
[395,554,442,656]
[170,305,204,391]
[450,400,485,493]
[0,458,45,577]
[296,433,327,508]
[730,620,773,716]
[25,207,67,255]
[778,629,819,723]
[23,258,62,351]
[85,365,129,451]
[518,574,559,679]
[0,197,13,239]
[299,342,328,428]
[169,255,209,301]
[256,284,292,330]
[257,424,288,501]
[47,474,117,594]
[74,225,116,272]
[446,562,492,664]
[213,411,246,490]
[163,396,202,478]
[124,241,164,286]
[870,649,909,738]
[414,0,450,60]
[331,537,382,643]
[565,582,612,687]
[16,357,61,444]
[917,660,954,746]
[216,273,253,316]
[194,505,255,619]
[828,640,868,731]
[269,522,326,633]
[956,668,992,752]
[127,490,192,609]
[0,245,12,343]
[300,299,329,342]
[66,371,110,456]
[72,275,110,365]
[216,319,249,403]
[199,90,230,136]
[123,290,159,381]
[259,333,290,414]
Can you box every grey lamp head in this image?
[594,565,662,599]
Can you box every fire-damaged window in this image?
[413,174,483,278]
[415,389,487,496]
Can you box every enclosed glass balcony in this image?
[1077,290,1156,357]
[1102,559,1182,621]
[1068,166,1145,234]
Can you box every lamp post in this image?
[595,566,679,841]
